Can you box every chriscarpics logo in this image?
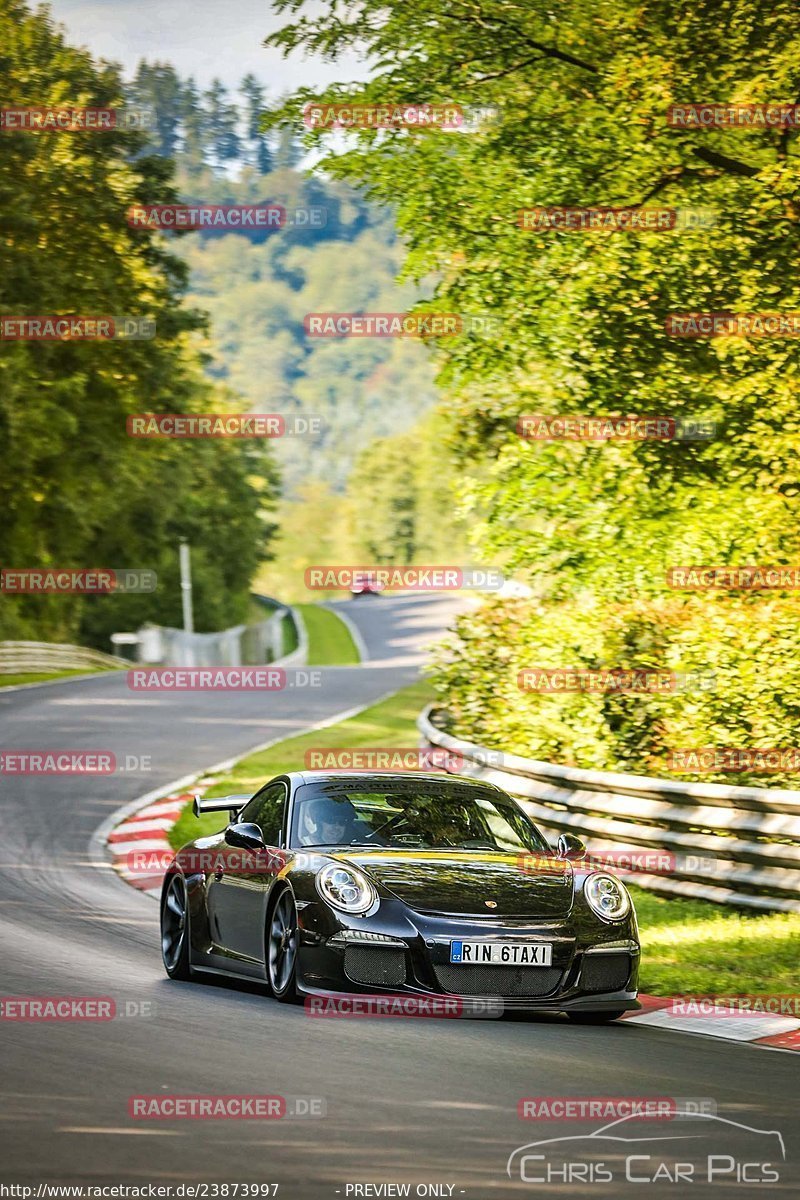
[507,1112,785,1187]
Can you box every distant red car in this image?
[350,571,385,596]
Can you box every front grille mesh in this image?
[580,953,631,994]
[344,944,407,987]
[434,964,562,997]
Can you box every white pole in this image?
[179,539,194,633]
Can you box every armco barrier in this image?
[0,640,128,674]
[119,599,305,669]
[417,705,800,914]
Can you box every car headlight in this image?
[585,873,630,921]
[316,863,376,914]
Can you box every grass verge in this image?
[630,887,800,995]
[295,603,359,666]
[164,680,798,995]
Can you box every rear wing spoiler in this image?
[192,793,251,819]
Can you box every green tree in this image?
[0,0,277,646]
[241,74,272,174]
[181,77,209,172]
[131,60,183,158]
[273,123,302,171]
[264,0,800,781]
[204,78,240,168]
[347,412,469,565]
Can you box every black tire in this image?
[567,1009,627,1024]
[161,872,191,980]
[266,888,300,1003]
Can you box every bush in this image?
[430,594,800,786]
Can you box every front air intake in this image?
[580,953,631,993]
[434,965,563,997]
[344,944,407,987]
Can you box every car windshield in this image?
[290,779,551,852]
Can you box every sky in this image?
[46,0,369,93]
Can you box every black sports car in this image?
[160,771,640,1019]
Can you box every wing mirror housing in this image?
[556,833,587,860]
[224,822,266,851]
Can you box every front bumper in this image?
[296,897,640,1014]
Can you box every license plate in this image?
[449,941,553,966]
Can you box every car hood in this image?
[336,849,574,918]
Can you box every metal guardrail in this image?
[117,598,304,669]
[418,705,800,914]
[0,640,128,674]
[251,594,302,662]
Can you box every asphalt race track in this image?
[0,594,797,1198]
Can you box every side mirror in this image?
[225,822,266,851]
[556,833,587,860]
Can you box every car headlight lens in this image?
[316,863,376,914]
[585,873,630,921]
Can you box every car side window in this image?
[239,782,286,846]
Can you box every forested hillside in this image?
[126,63,441,491]
[121,60,464,600]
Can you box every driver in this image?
[299,797,359,846]
[406,798,473,846]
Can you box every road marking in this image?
[48,698,164,706]
[625,1008,800,1039]
[108,819,176,837]
[56,1127,181,1136]
[70,916,156,924]
[109,838,173,854]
